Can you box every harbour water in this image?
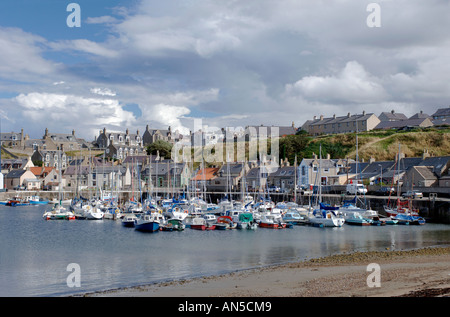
[0,204,449,297]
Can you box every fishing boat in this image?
[215,216,236,230]
[5,197,30,206]
[121,214,138,227]
[203,214,217,226]
[308,209,345,227]
[167,218,185,231]
[343,212,372,226]
[235,212,255,229]
[83,204,104,220]
[43,204,76,220]
[164,204,189,221]
[393,213,425,225]
[189,217,216,230]
[27,196,49,205]
[258,214,286,229]
[373,214,398,225]
[282,211,306,225]
[134,213,163,232]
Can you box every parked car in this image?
[402,190,423,199]
[375,186,396,196]
[298,185,313,195]
[346,183,367,195]
[268,186,280,192]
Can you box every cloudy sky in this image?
[0,0,449,141]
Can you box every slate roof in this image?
[374,118,433,130]
[431,107,450,119]
[309,113,376,127]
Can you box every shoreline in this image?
[79,246,450,297]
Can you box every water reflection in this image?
[0,205,449,296]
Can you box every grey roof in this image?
[409,112,430,119]
[419,156,450,176]
[245,167,263,179]
[431,107,450,118]
[362,161,395,174]
[379,111,408,121]
[413,166,437,180]
[346,162,369,174]
[64,166,91,176]
[309,112,376,127]
[432,118,450,126]
[92,166,127,174]
[218,163,244,175]
[269,166,295,177]
[300,158,339,169]
[5,169,27,178]
[0,132,22,141]
[374,118,433,130]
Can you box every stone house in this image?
[4,169,37,190]
[305,111,380,136]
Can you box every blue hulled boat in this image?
[134,213,164,232]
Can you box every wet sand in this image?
[82,246,450,297]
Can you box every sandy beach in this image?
[82,246,450,297]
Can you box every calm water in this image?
[0,205,449,297]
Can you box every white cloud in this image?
[49,39,119,58]
[90,87,117,96]
[147,104,191,135]
[85,16,118,25]
[0,27,58,81]
[14,92,136,139]
[285,61,388,105]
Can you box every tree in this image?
[146,140,173,159]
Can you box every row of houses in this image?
[301,107,450,136]
[2,150,450,195]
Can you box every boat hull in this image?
[135,222,160,232]
[259,222,286,229]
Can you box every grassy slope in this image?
[308,127,450,161]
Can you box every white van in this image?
[346,183,367,195]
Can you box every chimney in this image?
[320,115,324,121]
[333,114,336,119]
[362,110,366,116]
[347,112,351,118]
[313,116,317,120]
[326,153,330,160]
[391,110,395,114]
[422,149,430,159]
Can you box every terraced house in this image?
[302,111,380,135]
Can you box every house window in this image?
[313,165,318,172]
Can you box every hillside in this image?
[301,126,450,162]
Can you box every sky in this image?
[0,0,449,141]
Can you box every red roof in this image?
[192,167,220,181]
[30,166,55,177]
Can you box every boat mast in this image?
[294,155,297,204]
[318,144,322,207]
[396,143,401,212]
